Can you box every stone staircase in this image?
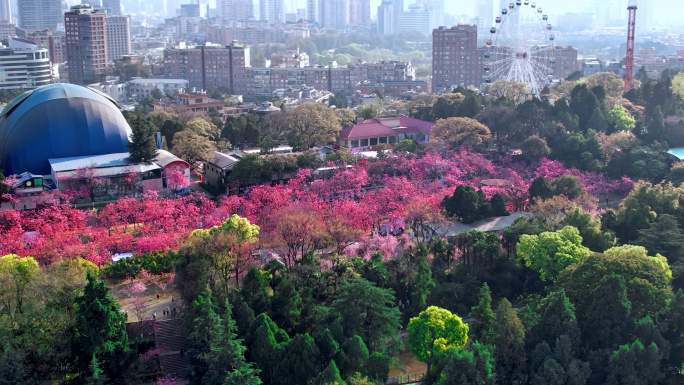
[153,318,188,379]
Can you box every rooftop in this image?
[340,115,434,141]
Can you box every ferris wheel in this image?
[482,1,557,97]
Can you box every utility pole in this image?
[624,0,637,92]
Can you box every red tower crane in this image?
[624,0,638,92]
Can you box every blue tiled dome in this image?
[0,83,132,175]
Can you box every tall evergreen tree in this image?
[493,299,526,385]
[312,360,345,385]
[527,290,580,349]
[436,342,496,385]
[248,313,289,384]
[69,272,131,383]
[605,339,664,385]
[128,113,159,163]
[187,290,261,385]
[470,283,496,345]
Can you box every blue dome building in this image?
[0,83,132,175]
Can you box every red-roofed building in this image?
[339,116,435,150]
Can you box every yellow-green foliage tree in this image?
[408,306,469,373]
[0,254,40,318]
[516,226,592,282]
[188,214,260,294]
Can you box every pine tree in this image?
[494,299,527,385]
[312,360,345,385]
[470,283,496,345]
[528,176,553,202]
[187,290,261,385]
[338,335,369,377]
[128,113,159,163]
[70,272,131,383]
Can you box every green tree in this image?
[562,209,615,252]
[172,130,216,167]
[442,186,483,223]
[332,278,401,352]
[0,254,40,318]
[408,306,469,373]
[516,226,592,282]
[605,340,664,385]
[636,214,684,267]
[607,105,636,132]
[69,272,131,383]
[490,194,509,217]
[276,333,322,385]
[664,290,684,378]
[395,139,418,153]
[529,176,553,202]
[128,114,159,163]
[570,84,603,132]
[431,117,492,150]
[186,117,220,140]
[312,360,345,385]
[248,313,289,384]
[187,290,261,385]
[527,290,580,349]
[529,335,591,385]
[387,245,435,320]
[286,103,342,150]
[493,299,527,385]
[242,269,272,320]
[435,342,495,385]
[559,245,672,320]
[470,284,495,345]
[644,106,666,143]
[270,277,302,332]
[338,335,369,377]
[550,176,583,200]
[521,135,551,163]
[580,274,633,351]
[358,103,381,120]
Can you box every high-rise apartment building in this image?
[476,0,493,36]
[0,38,52,89]
[377,0,395,35]
[553,46,579,80]
[320,0,349,30]
[102,0,121,15]
[17,0,63,31]
[432,25,480,92]
[65,5,108,85]
[349,0,370,27]
[220,0,253,23]
[260,0,283,24]
[163,43,251,94]
[26,29,65,64]
[81,0,102,9]
[0,0,12,23]
[106,15,130,63]
[306,0,318,23]
[399,3,430,36]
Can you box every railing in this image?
[386,373,425,385]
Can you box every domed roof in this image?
[0,83,132,175]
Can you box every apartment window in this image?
[351,140,359,148]
[360,139,369,147]
[369,138,378,146]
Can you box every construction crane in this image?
[624,0,637,92]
